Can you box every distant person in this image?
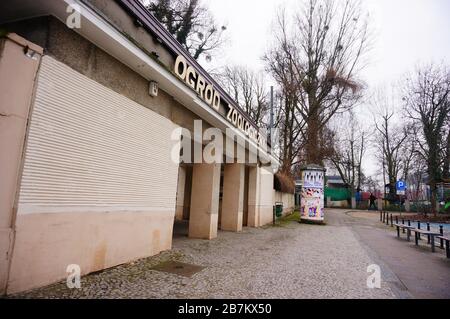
[369,193,377,210]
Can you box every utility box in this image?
[300,165,326,223]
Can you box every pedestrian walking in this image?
[369,193,377,210]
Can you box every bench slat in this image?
[412,229,441,235]
[393,224,414,229]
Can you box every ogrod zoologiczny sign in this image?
[174,55,266,147]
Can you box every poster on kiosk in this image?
[300,165,325,223]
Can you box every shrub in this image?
[274,172,295,194]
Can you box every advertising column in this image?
[300,165,326,223]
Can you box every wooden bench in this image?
[394,223,414,242]
[411,229,442,252]
[436,236,450,258]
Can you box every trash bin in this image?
[275,202,283,217]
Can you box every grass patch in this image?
[273,211,327,226]
[273,211,300,227]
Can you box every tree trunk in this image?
[305,114,321,165]
[388,176,396,204]
[443,131,450,179]
[430,180,437,217]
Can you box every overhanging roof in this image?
[115,0,261,137]
[0,0,279,167]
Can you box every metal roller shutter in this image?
[18,56,180,214]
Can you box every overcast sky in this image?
[203,0,450,85]
[200,0,450,179]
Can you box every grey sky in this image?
[203,0,450,86]
[201,0,450,180]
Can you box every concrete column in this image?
[405,199,410,212]
[247,165,260,227]
[182,166,193,220]
[221,163,245,232]
[0,34,43,295]
[259,166,275,226]
[188,163,221,239]
[351,197,356,209]
[175,166,187,221]
[377,198,383,211]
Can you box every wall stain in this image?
[93,242,107,271]
[152,230,160,254]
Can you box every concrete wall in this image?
[221,163,245,232]
[175,166,187,221]
[273,191,295,215]
[8,211,173,294]
[1,16,209,134]
[175,165,194,221]
[259,166,275,226]
[5,53,181,294]
[0,34,43,295]
[327,199,349,208]
[188,163,221,239]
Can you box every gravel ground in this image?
[10,209,395,299]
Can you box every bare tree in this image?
[443,124,450,180]
[372,94,409,202]
[218,66,304,176]
[264,0,371,166]
[362,175,379,193]
[259,11,307,175]
[398,123,423,182]
[275,90,308,175]
[146,0,226,60]
[403,63,450,215]
[403,128,427,205]
[219,66,269,127]
[327,112,367,197]
[264,52,307,175]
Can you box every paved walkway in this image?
[9,209,450,299]
[345,211,450,298]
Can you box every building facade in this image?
[0,0,289,295]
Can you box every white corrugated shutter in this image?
[18,56,180,214]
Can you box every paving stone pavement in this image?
[10,209,397,299]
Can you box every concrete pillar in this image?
[405,199,410,212]
[182,166,193,220]
[175,166,186,221]
[259,166,275,226]
[0,34,43,295]
[188,163,221,239]
[221,163,245,232]
[377,198,383,211]
[351,197,356,209]
[247,165,260,227]
[243,167,249,226]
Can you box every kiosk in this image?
[300,165,326,223]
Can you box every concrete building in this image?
[0,0,291,295]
